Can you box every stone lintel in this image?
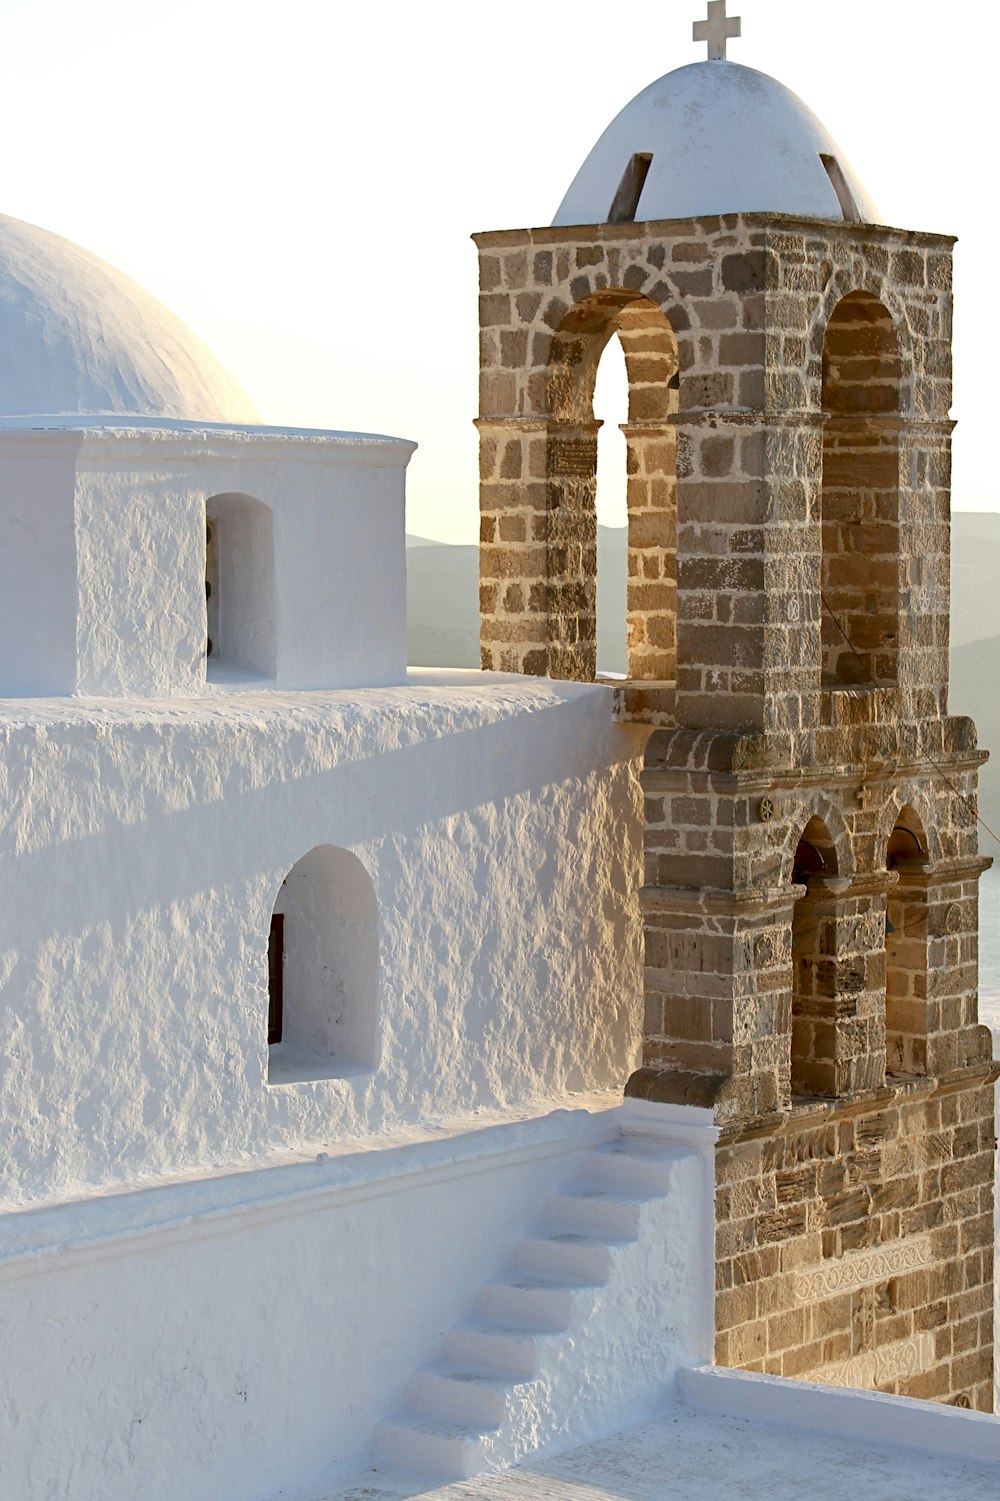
[889,854,993,890]
[472,215,956,251]
[798,870,899,903]
[668,409,828,431]
[619,421,677,438]
[716,1057,1000,1146]
[474,417,552,434]
[642,725,986,787]
[640,883,803,919]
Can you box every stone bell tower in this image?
[475,4,998,1410]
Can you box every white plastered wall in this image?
[0,1106,716,1501]
[0,675,647,1210]
[0,421,413,697]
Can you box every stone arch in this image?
[812,270,914,410]
[879,786,940,864]
[789,814,843,1098]
[543,289,681,683]
[205,492,276,679]
[266,844,380,1084]
[780,797,853,885]
[819,291,902,689]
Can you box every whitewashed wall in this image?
[0,1106,716,1501]
[0,674,646,1210]
[0,421,413,698]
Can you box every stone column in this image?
[477,417,554,676]
[674,412,825,735]
[629,884,796,1124]
[887,855,994,1077]
[621,420,677,682]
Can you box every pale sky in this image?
[0,0,994,541]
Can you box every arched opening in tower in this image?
[594,335,628,676]
[790,815,841,1097]
[548,290,679,683]
[820,291,902,689]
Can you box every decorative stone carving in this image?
[754,933,776,967]
[819,1333,935,1389]
[793,1235,933,1302]
[758,795,778,824]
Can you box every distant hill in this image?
[950,632,1000,847]
[406,528,628,674]
[406,518,1000,854]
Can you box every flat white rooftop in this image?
[316,1372,1000,1501]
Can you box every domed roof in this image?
[0,212,257,422]
[553,62,879,228]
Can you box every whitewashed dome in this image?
[0,212,257,422]
[553,61,878,228]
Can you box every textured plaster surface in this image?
[0,424,413,697]
[0,1118,616,1501]
[0,212,256,421]
[0,674,647,1209]
[329,1401,1000,1501]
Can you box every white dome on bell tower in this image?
[553,2,878,228]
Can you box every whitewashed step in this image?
[410,1363,517,1427]
[585,1141,680,1196]
[479,1275,596,1329]
[375,1415,494,1478]
[548,1187,643,1238]
[515,1232,618,1282]
[444,1323,552,1377]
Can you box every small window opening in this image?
[204,493,276,680]
[820,153,862,224]
[267,912,284,1044]
[205,519,218,659]
[267,845,379,1083]
[608,153,653,225]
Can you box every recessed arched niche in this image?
[790,816,840,1097]
[205,493,276,680]
[266,845,380,1084]
[820,291,902,690]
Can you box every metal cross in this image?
[693,0,741,60]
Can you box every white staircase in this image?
[375,1130,707,1479]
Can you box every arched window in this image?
[790,817,840,1097]
[820,292,901,689]
[267,845,379,1083]
[885,806,929,1075]
[594,336,628,676]
[548,290,679,684]
[205,493,276,680]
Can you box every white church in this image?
[2,8,999,1500]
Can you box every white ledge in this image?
[0,1102,622,1284]
[677,1364,1000,1464]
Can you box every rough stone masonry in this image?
[475,211,998,1410]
